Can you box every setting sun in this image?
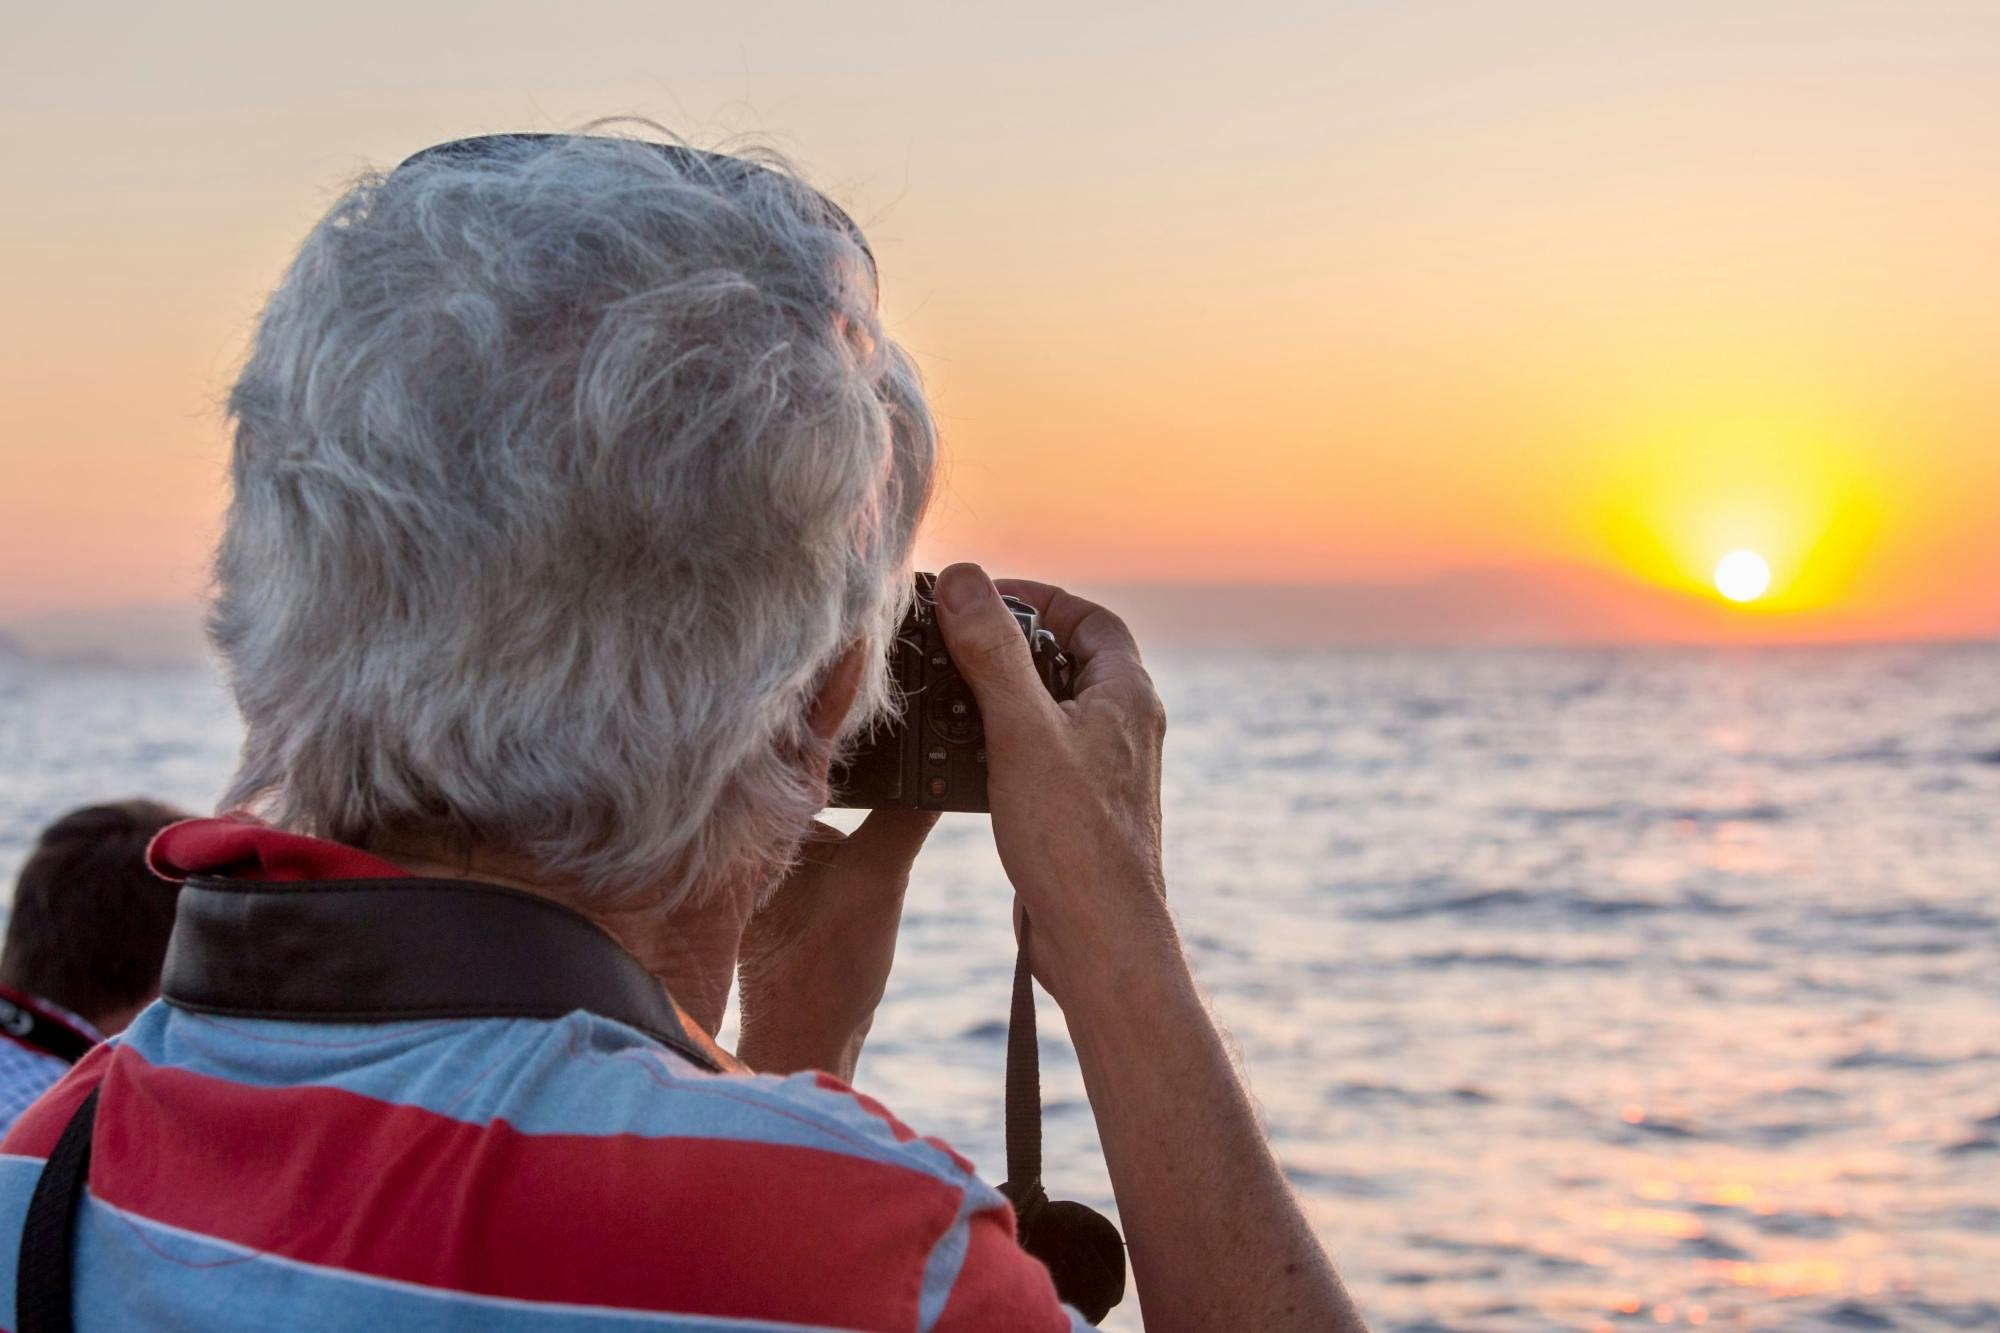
[1715,550,1773,603]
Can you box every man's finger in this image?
[992,578,1149,695]
[933,563,1060,744]
[992,579,1141,662]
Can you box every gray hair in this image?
[215,133,935,911]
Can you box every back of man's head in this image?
[2,799,188,1033]
[215,132,937,912]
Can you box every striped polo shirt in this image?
[0,821,1083,1331]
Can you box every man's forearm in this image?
[926,570,1363,1327]
[1063,932,1366,1333]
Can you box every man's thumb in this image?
[933,563,1054,739]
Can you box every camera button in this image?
[926,776,948,799]
[926,745,948,767]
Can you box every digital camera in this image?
[830,572,1072,812]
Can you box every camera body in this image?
[830,572,1072,812]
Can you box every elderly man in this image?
[0,134,1362,1332]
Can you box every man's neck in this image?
[363,838,752,1041]
[597,892,754,1039]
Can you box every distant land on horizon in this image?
[0,604,214,667]
[1096,566,2000,651]
[6,565,1996,666]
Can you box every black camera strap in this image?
[997,914,1127,1325]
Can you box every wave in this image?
[1349,885,1739,921]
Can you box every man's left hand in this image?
[735,807,937,1081]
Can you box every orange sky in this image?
[3,2,1996,643]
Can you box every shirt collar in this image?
[148,814,410,884]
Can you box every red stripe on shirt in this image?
[82,1047,959,1329]
[931,1205,1075,1332]
[1,1044,113,1158]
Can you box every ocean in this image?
[2,644,1996,1331]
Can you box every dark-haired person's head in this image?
[2,799,188,1035]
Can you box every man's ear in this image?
[809,642,869,746]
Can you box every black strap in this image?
[0,996,93,1067]
[998,916,1126,1324]
[1003,917,1044,1198]
[16,1087,98,1333]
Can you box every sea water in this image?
[2,644,1996,1331]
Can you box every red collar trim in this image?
[148,815,410,884]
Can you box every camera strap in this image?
[997,914,1127,1325]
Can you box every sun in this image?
[1713,550,1772,603]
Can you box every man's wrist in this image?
[1036,893,1192,1030]
[1059,939,1207,1091]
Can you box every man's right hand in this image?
[931,563,1177,1009]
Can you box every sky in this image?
[2,1,1996,648]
